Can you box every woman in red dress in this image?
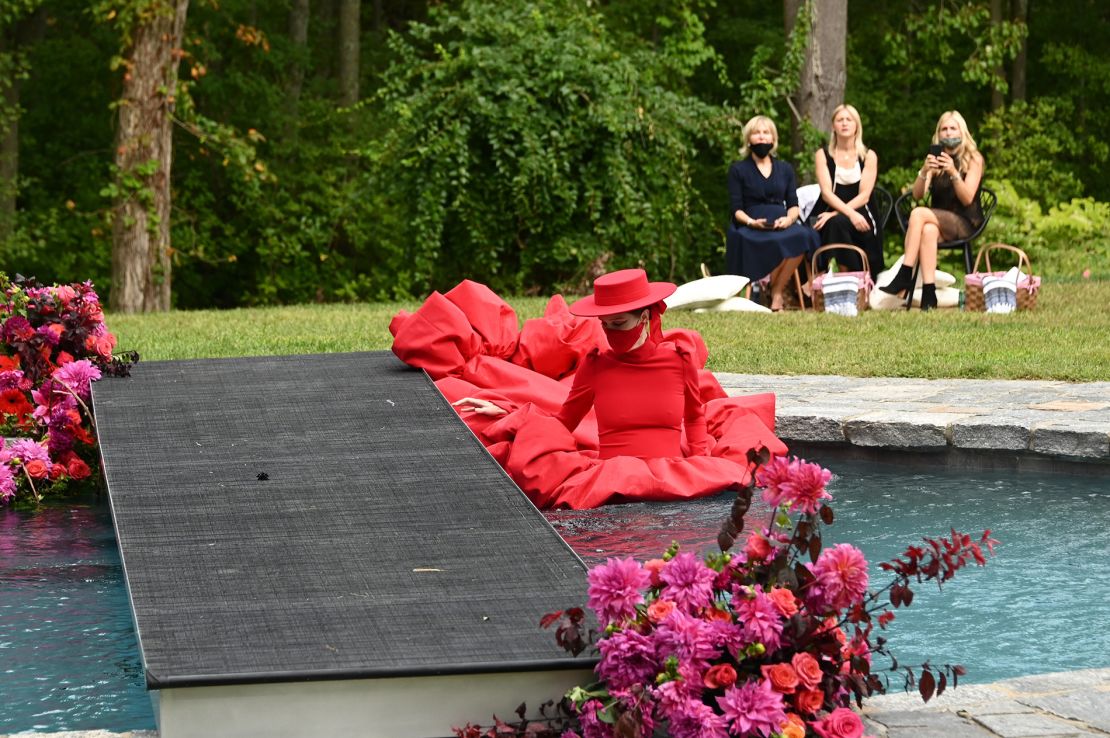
[390,269,787,509]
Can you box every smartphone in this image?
[928,144,944,157]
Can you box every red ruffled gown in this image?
[389,280,788,509]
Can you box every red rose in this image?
[812,707,865,738]
[703,663,737,690]
[50,463,68,481]
[68,457,92,480]
[769,587,799,617]
[795,688,825,715]
[56,351,75,366]
[761,662,800,694]
[24,459,49,479]
[745,532,772,561]
[792,652,823,690]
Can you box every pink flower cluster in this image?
[569,456,877,738]
[1,273,123,505]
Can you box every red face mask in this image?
[603,315,646,354]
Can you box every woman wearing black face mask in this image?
[880,110,985,311]
[725,115,820,312]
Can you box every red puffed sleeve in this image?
[678,347,709,456]
[554,349,597,433]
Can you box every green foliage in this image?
[363,0,734,296]
[979,98,1103,206]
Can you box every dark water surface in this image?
[0,500,156,733]
[545,460,1110,686]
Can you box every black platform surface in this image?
[92,352,592,689]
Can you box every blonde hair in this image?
[932,110,982,175]
[827,104,868,160]
[740,115,778,158]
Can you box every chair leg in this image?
[963,244,973,275]
[793,269,807,312]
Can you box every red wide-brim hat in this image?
[568,268,677,317]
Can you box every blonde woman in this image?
[725,115,820,312]
[881,110,985,310]
[809,104,883,279]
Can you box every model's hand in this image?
[748,218,771,229]
[812,212,835,230]
[937,151,958,176]
[452,397,507,416]
[772,216,793,230]
[849,211,869,231]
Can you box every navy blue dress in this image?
[725,157,820,281]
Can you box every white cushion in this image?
[666,275,750,310]
[693,295,771,313]
[797,184,821,221]
[876,256,957,290]
[869,285,960,310]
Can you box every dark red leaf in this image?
[919,668,936,703]
[820,504,834,525]
[539,611,564,629]
[937,671,947,697]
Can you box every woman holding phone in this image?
[725,115,820,312]
[880,110,985,310]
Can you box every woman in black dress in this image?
[809,104,883,280]
[725,115,820,312]
[881,110,985,311]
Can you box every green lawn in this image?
[107,280,1110,382]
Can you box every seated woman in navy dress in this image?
[725,115,820,312]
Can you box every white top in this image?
[834,161,862,186]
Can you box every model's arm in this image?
[554,352,597,432]
[679,349,709,456]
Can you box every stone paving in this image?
[4,374,1107,738]
[716,374,1110,465]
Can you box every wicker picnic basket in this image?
[963,243,1041,312]
[810,245,874,313]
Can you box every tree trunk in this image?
[783,0,805,152]
[285,0,310,139]
[0,29,17,244]
[1011,0,1029,101]
[110,0,189,313]
[796,0,846,141]
[337,0,359,107]
[990,0,1006,110]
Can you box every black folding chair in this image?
[892,186,997,308]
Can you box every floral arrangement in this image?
[454,450,997,738]
[1,272,136,505]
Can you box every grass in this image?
[106,280,1110,382]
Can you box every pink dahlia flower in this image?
[660,552,716,612]
[731,586,784,653]
[654,609,721,672]
[53,359,102,402]
[596,629,659,691]
[717,678,787,738]
[813,544,870,611]
[757,456,833,515]
[0,464,16,503]
[587,557,649,626]
[667,697,729,738]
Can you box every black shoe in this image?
[920,283,938,311]
[879,264,914,296]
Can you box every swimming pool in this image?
[546,460,1110,687]
[2,462,1107,731]
[0,501,155,733]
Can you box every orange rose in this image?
[792,652,823,690]
[795,688,825,715]
[702,606,732,623]
[643,558,666,587]
[703,663,737,690]
[781,713,807,738]
[50,463,68,481]
[647,599,676,623]
[24,459,49,479]
[769,587,799,617]
[761,662,800,694]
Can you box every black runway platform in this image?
[92,351,593,691]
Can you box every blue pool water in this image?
[546,461,1110,687]
[1,463,1107,731]
[0,500,155,733]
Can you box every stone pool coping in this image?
[716,374,1110,464]
[3,668,1107,738]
